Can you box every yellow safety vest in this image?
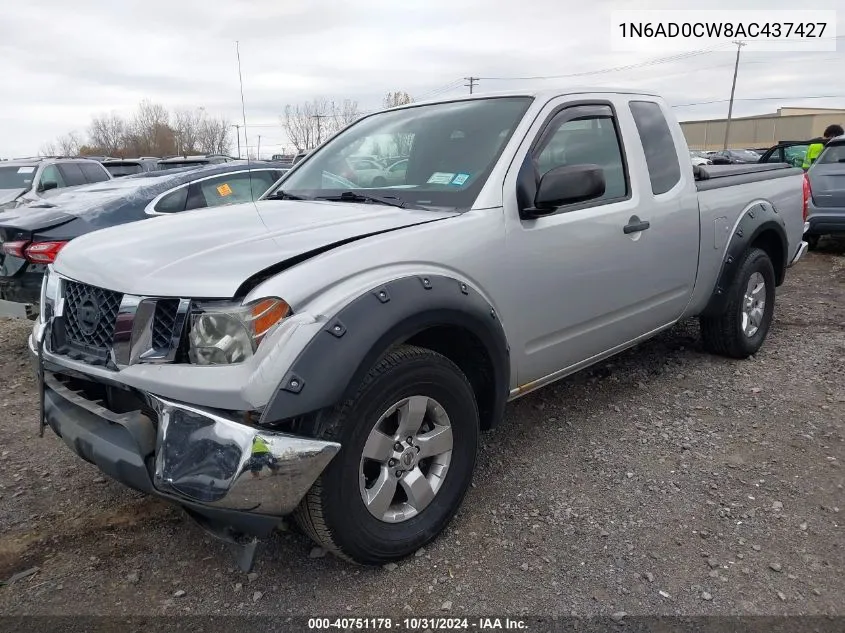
[802,142,825,169]
[252,436,271,455]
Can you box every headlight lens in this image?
[188,297,290,365]
[40,266,60,318]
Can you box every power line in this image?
[672,94,845,108]
[413,78,465,101]
[475,45,733,81]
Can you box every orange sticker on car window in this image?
[216,183,233,196]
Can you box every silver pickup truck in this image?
[30,88,808,568]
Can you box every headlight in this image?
[188,297,290,365]
[0,200,20,211]
[40,266,60,318]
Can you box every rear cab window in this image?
[628,100,682,195]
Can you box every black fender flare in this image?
[701,202,788,318]
[259,274,511,431]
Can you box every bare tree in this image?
[197,115,232,155]
[56,132,82,156]
[88,112,127,156]
[38,100,233,159]
[282,99,333,151]
[328,99,361,135]
[39,141,58,157]
[383,90,415,158]
[383,91,413,109]
[130,99,175,156]
[173,107,205,155]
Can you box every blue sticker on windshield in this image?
[451,173,470,186]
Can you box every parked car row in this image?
[0,161,287,316]
[21,87,810,571]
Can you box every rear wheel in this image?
[700,247,776,359]
[293,345,479,564]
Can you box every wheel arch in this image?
[259,274,511,433]
[701,202,788,318]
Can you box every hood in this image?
[54,199,457,297]
[0,188,25,205]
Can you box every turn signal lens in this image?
[251,298,290,341]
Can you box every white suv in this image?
[0,157,112,211]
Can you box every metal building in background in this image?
[681,107,845,151]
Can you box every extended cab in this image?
[30,88,808,567]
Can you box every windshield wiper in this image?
[264,190,309,201]
[314,191,410,209]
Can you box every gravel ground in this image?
[0,242,842,618]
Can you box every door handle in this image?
[623,218,650,234]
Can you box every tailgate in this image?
[808,164,845,208]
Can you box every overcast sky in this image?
[1,0,843,158]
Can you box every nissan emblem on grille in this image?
[75,292,102,337]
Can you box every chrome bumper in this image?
[30,329,340,520]
[150,395,339,515]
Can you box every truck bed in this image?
[685,163,806,318]
[693,163,801,191]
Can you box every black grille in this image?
[152,299,180,350]
[62,281,122,356]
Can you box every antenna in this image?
[235,40,254,199]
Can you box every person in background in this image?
[803,124,845,170]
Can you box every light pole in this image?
[231,124,241,158]
[723,40,746,151]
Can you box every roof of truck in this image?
[405,86,663,109]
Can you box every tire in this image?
[293,344,479,564]
[700,247,776,359]
[806,234,821,251]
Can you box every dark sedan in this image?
[0,161,286,317]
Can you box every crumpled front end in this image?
[31,325,340,533]
[150,395,339,515]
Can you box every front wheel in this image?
[700,247,776,359]
[294,345,479,564]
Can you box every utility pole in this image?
[723,40,746,151]
[311,114,330,146]
[231,124,241,158]
[465,77,479,94]
[257,135,261,160]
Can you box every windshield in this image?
[270,97,533,209]
[817,143,845,164]
[0,165,37,190]
[105,163,143,177]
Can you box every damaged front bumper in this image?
[29,332,340,536]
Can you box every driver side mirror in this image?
[38,181,58,193]
[522,164,606,218]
